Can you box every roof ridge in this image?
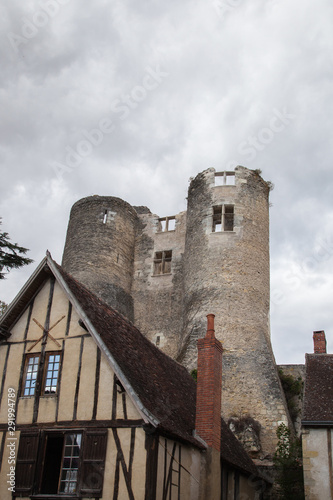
[53,260,192,375]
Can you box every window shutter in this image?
[79,429,108,498]
[15,430,40,495]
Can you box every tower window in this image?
[153,250,172,275]
[158,216,176,232]
[101,209,116,224]
[215,172,235,186]
[212,205,234,232]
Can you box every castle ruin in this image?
[62,166,290,459]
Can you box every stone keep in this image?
[62,166,290,457]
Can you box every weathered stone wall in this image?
[132,210,186,358]
[278,364,305,381]
[61,167,292,458]
[62,195,139,321]
[181,167,290,457]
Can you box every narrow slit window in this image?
[153,250,172,275]
[101,209,116,224]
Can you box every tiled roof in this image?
[220,419,259,477]
[55,263,261,475]
[55,262,199,445]
[1,254,262,477]
[302,353,333,424]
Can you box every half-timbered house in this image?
[0,253,267,499]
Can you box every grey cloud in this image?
[1,0,333,363]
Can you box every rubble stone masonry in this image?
[62,166,291,457]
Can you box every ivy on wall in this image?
[274,423,304,500]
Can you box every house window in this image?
[212,205,234,232]
[40,433,81,494]
[44,353,61,394]
[158,216,176,232]
[16,429,107,497]
[153,250,172,275]
[215,171,236,186]
[23,355,39,396]
[22,352,62,397]
[59,433,82,493]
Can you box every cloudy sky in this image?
[1,0,333,364]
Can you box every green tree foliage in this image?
[0,218,33,280]
[278,369,303,421]
[274,423,304,500]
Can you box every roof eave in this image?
[302,420,333,427]
[0,256,49,332]
[47,255,160,429]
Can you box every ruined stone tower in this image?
[62,166,290,458]
[62,196,138,321]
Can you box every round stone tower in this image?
[182,166,289,457]
[182,166,271,364]
[62,195,139,321]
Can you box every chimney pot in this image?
[206,313,215,338]
[313,330,327,354]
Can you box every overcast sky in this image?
[1,0,333,365]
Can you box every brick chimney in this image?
[195,314,223,451]
[313,330,327,354]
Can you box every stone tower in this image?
[181,167,289,457]
[62,166,290,458]
[62,196,138,321]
